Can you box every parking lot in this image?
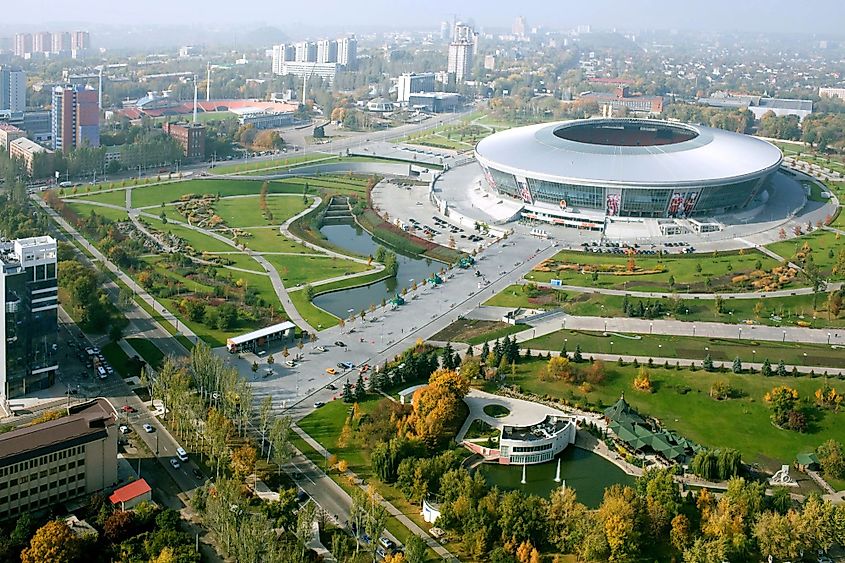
[579,240,696,255]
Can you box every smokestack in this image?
[206,62,211,102]
[193,76,198,124]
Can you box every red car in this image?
[121,405,136,413]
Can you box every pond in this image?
[313,223,441,319]
[478,447,635,508]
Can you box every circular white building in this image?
[474,118,783,227]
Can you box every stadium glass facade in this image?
[480,164,771,219]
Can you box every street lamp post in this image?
[738,327,742,340]
[782,330,786,343]
[828,333,832,345]
[649,322,653,335]
[692,325,696,337]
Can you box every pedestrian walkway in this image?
[291,424,458,561]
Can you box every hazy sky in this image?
[4,0,845,34]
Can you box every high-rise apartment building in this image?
[397,73,436,103]
[32,32,51,54]
[337,35,357,68]
[448,24,477,84]
[71,31,90,52]
[0,67,27,113]
[316,39,338,64]
[0,236,58,401]
[13,34,31,58]
[513,16,527,39]
[295,41,317,63]
[271,44,296,75]
[51,32,71,55]
[52,85,100,152]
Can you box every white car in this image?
[119,425,130,434]
[143,423,154,433]
[169,458,180,469]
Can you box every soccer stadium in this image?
[473,118,784,229]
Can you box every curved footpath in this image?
[532,279,844,300]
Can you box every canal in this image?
[313,223,441,319]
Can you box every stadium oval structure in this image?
[474,118,783,228]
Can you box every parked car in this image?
[325,368,336,375]
[313,401,325,408]
[334,341,346,347]
[143,423,154,433]
[121,405,136,413]
[379,538,395,550]
[169,458,180,469]
[119,425,130,434]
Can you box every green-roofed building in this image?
[796,452,820,471]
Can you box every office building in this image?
[0,398,118,520]
[0,236,59,401]
[397,73,436,103]
[13,34,31,58]
[52,85,100,152]
[295,41,317,63]
[407,92,461,113]
[279,61,337,85]
[0,67,26,113]
[337,35,357,68]
[0,123,25,153]
[51,32,71,55]
[9,138,52,175]
[32,32,51,54]
[484,55,496,71]
[316,39,338,64]
[165,122,205,161]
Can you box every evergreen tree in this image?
[732,356,743,374]
[703,354,714,372]
[493,339,503,365]
[465,346,474,357]
[761,358,772,377]
[442,342,455,370]
[573,344,583,363]
[342,379,354,403]
[777,359,787,377]
[354,374,366,401]
[480,341,490,363]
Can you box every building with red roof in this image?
[109,478,152,510]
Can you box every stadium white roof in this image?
[475,118,783,188]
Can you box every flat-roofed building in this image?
[9,137,52,175]
[0,123,25,153]
[164,122,205,161]
[397,73,435,103]
[0,236,59,400]
[820,87,845,101]
[0,398,118,520]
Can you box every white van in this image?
[176,447,189,462]
[97,366,107,379]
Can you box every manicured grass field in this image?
[768,230,843,278]
[503,358,845,471]
[522,330,845,369]
[143,217,236,253]
[202,252,264,273]
[131,179,270,208]
[289,290,339,329]
[211,153,335,175]
[101,342,135,378]
[69,188,129,208]
[234,228,313,253]
[67,202,129,223]
[126,338,166,369]
[263,254,371,287]
[485,284,845,329]
[211,195,311,228]
[431,319,528,345]
[528,249,784,292]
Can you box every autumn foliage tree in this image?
[407,368,469,448]
[230,444,258,480]
[21,520,79,563]
[633,367,653,392]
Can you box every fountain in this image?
[520,463,526,485]
[554,458,561,482]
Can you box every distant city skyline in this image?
[3,0,845,35]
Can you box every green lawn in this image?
[235,228,313,253]
[522,330,845,369]
[289,290,339,330]
[201,252,263,273]
[67,188,128,208]
[485,284,845,329]
[212,153,336,175]
[529,249,786,292]
[263,254,371,287]
[67,202,129,223]
[126,338,166,370]
[101,342,135,378]
[131,179,273,208]
[143,217,236,253]
[211,195,311,228]
[767,230,844,279]
[505,358,845,471]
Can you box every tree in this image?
[404,535,427,563]
[732,356,743,374]
[777,359,787,377]
[342,379,354,403]
[355,374,366,401]
[670,514,693,554]
[547,486,589,553]
[230,444,258,480]
[638,468,681,538]
[817,440,845,479]
[541,355,573,382]
[765,385,801,430]
[597,485,641,561]
[104,509,135,543]
[753,509,804,561]
[703,354,714,372]
[633,367,652,392]
[20,520,79,563]
[573,344,583,363]
[761,358,772,377]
